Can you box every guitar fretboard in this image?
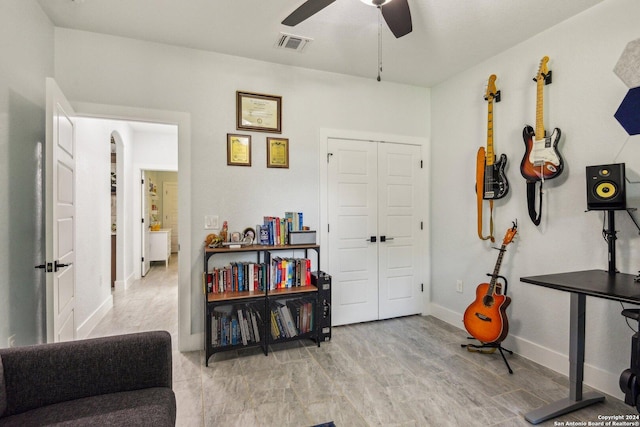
[487,245,507,296]
[535,57,549,139]
[486,98,494,166]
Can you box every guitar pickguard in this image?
[520,126,564,181]
[528,129,561,166]
[483,154,509,200]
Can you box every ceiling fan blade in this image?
[381,0,412,38]
[282,0,337,26]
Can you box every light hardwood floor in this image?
[88,258,636,426]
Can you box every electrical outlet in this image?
[8,334,16,348]
[456,280,463,293]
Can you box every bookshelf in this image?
[203,244,321,366]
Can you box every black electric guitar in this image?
[463,222,517,344]
[520,56,563,181]
[480,74,508,199]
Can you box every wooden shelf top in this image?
[205,243,319,254]
[207,285,318,302]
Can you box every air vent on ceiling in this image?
[274,33,313,53]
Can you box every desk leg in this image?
[525,293,605,424]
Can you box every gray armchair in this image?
[0,330,175,426]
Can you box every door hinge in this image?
[420,221,423,230]
[421,283,424,292]
[141,257,144,262]
[327,153,333,163]
[141,218,144,224]
[141,178,144,184]
[420,160,423,168]
[327,223,330,233]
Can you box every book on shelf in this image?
[269,298,315,339]
[260,212,305,246]
[207,262,269,294]
[268,257,312,290]
[211,304,262,347]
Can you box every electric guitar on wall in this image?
[520,56,563,181]
[480,74,508,199]
[463,222,517,344]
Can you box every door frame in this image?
[72,101,196,352]
[163,181,179,253]
[319,128,431,317]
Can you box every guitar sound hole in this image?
[482,295,494,307]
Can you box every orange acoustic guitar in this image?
[463,222,517,344]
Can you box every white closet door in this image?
[328,138,423,326]
[377,142,423,319]
[328,138,379,325]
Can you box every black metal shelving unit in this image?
[203,244,321,366]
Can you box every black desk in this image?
[520,270,640,424]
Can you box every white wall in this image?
[431,0,640,398]
[0,0,54,347]
[74,117,138,338]
[53,28,430,349]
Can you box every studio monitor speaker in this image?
[586,163,626,210]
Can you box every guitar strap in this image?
[476,147,495,242]
[526,179,543,226]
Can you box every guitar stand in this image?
[461,274,514,374]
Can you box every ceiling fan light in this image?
[359,0,392,7]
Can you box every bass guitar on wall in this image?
[480,74,508,200]
[463,222,517,344]
[476,74,508,241]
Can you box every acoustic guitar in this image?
[479,74,508,199]
[463,222,517,344]
[520,56,563,181]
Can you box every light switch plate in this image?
[204,215,219,230]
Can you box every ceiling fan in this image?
[282,0,413,39]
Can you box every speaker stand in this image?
[605,210,618,275]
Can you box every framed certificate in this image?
[267,137,289,169]
[227,134,251,166]
[237,91,282,133]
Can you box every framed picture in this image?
[236,91,282,133]
[227,134,251,166]
[267,137,289,169]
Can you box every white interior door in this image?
[141,171,151,276]
[378,142,423,319]
[45,78,76,343]
[328,139,379,325]
[163,181,178,253]
[328,138,423,326]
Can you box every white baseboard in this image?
[114,272,135,291]
[180,331,202,352]
[429,303,625,400]
[76,295,113,339]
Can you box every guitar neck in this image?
[486,99,495,166]
[535,75,545,138]
[487,244,507,293]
